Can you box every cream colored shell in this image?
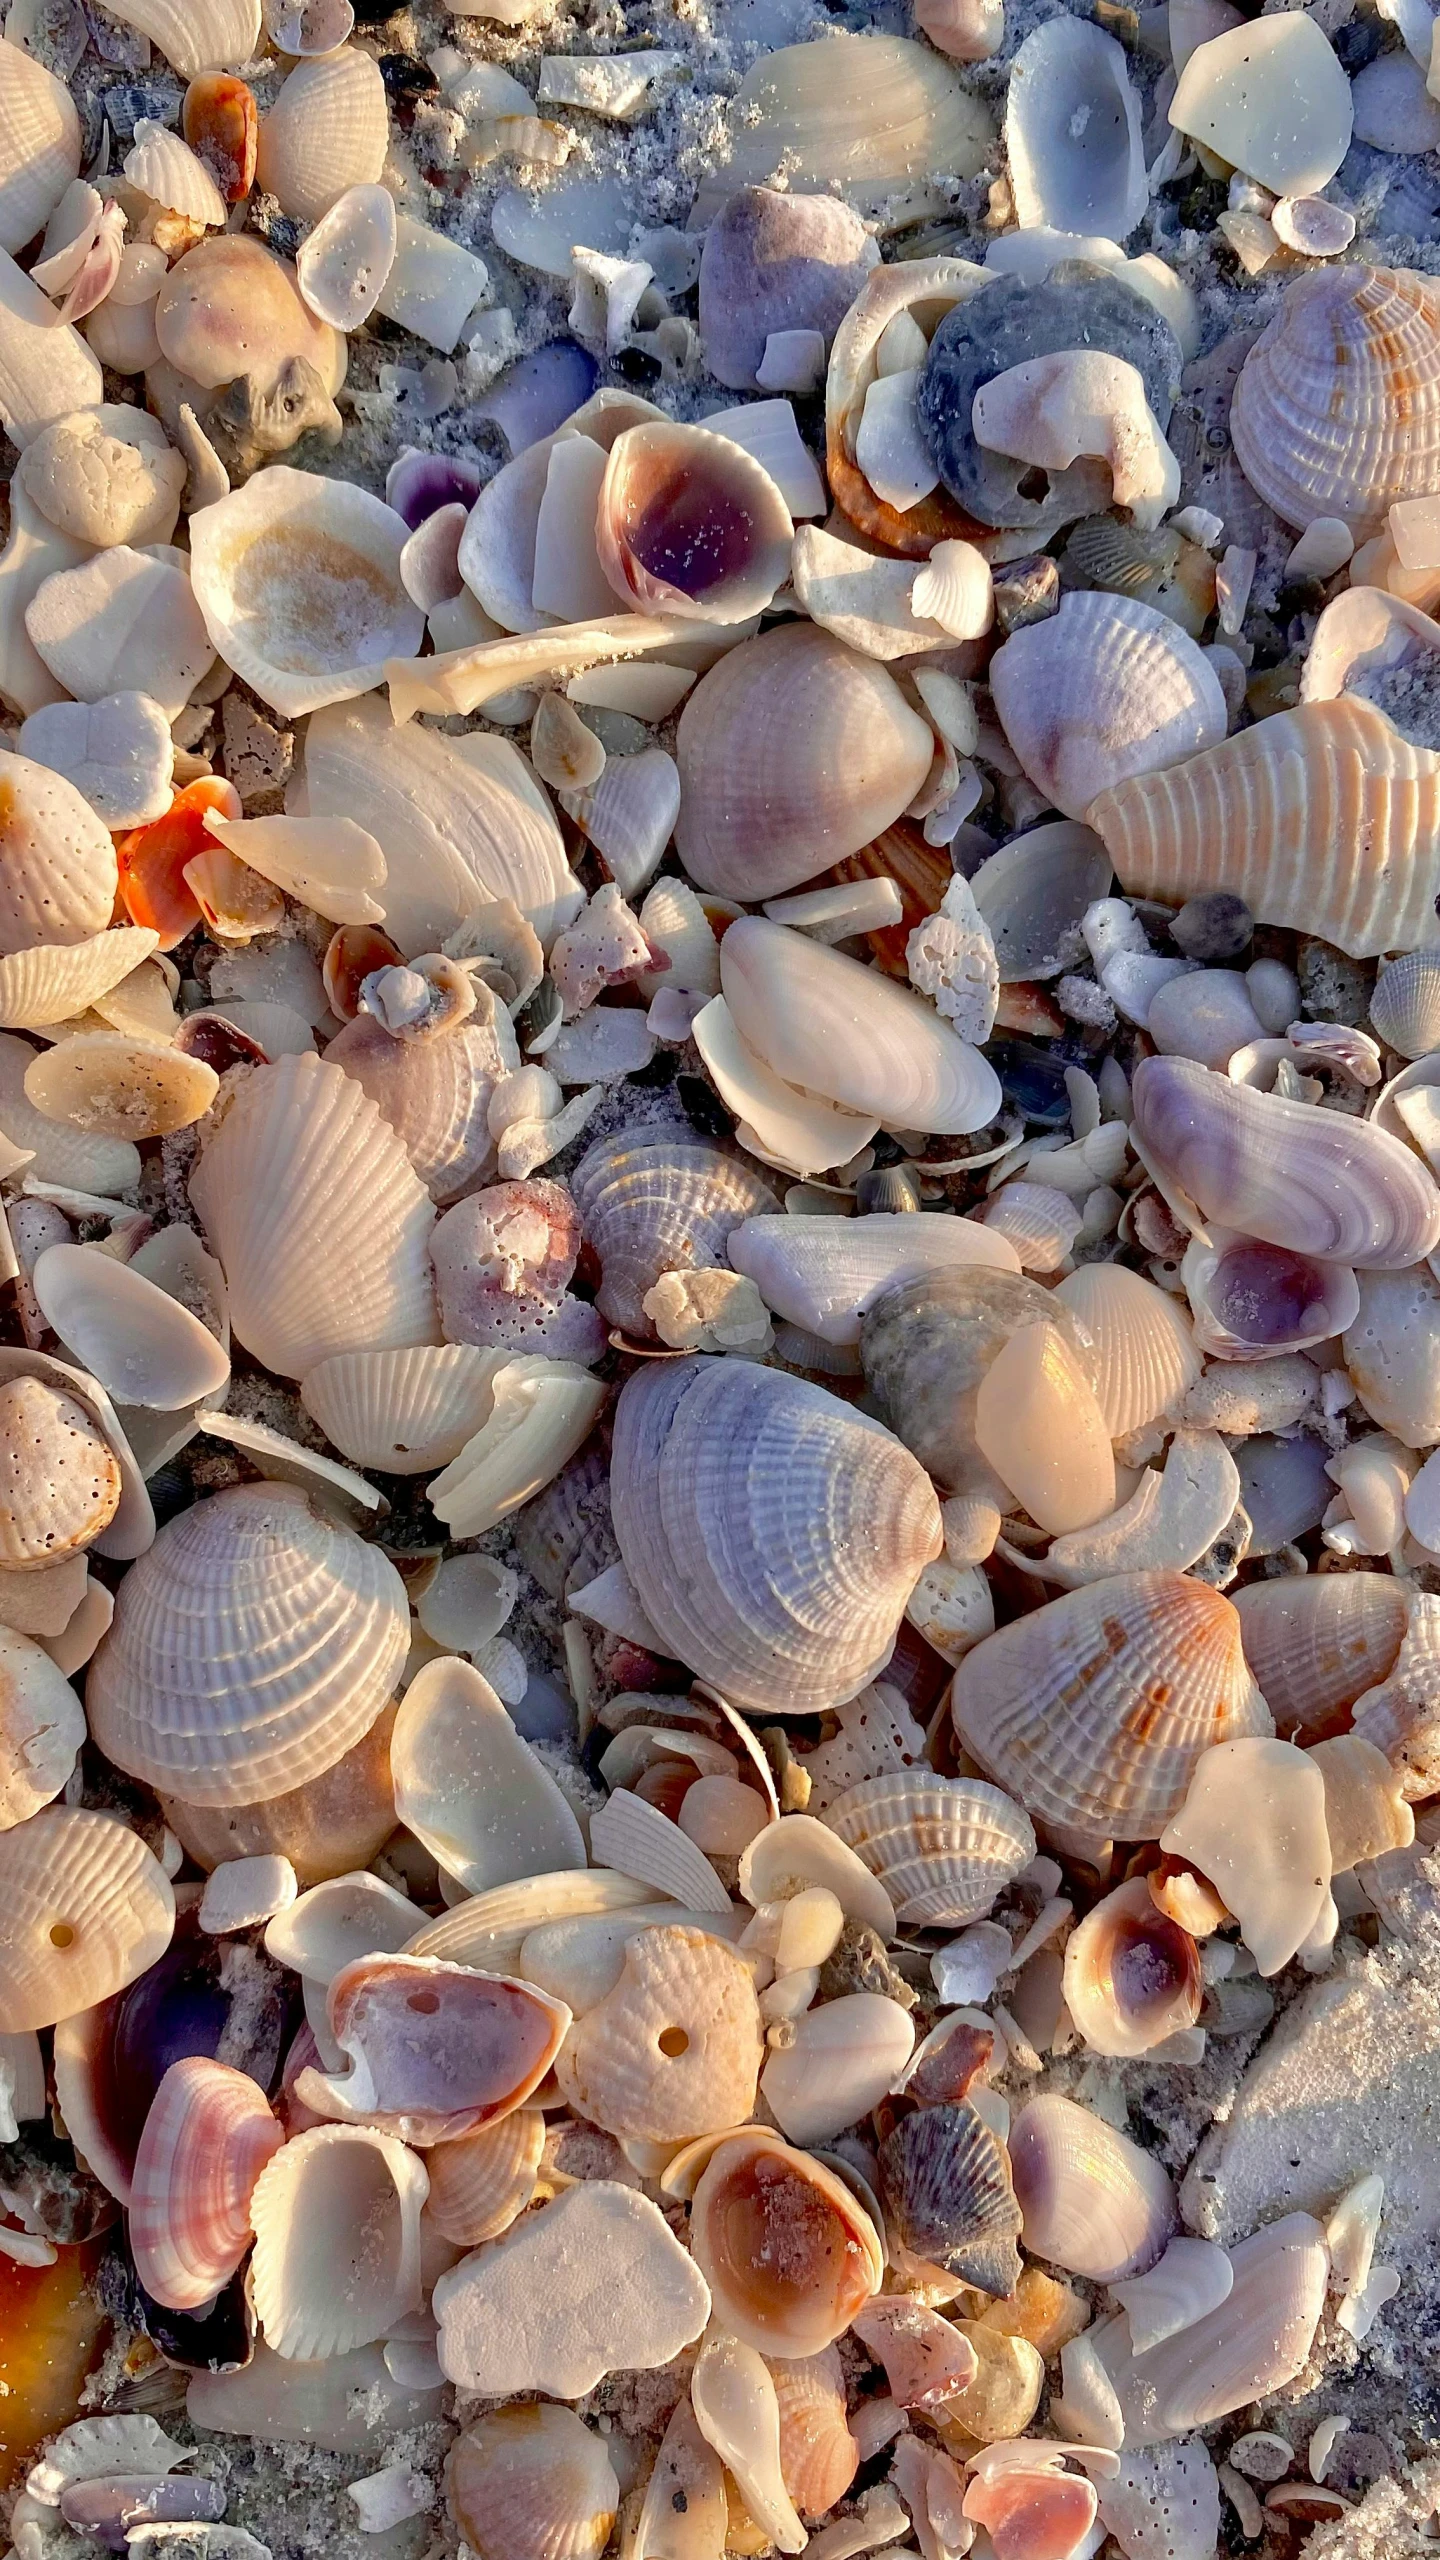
[0,1806,174,2032]
[823,1771,1036,1927]
[0,750,119,955]
[0,43,82,259]
[424,2107,545,2247]
[447,2405,619,2560]
[1053,1263,1202,1439]
[0,1625,87,1829]
[248,2121,427,2360]
[554,1924,764,2143]
[255,49,389,226]
[299,1344,501,1474]
[1231,264,1440,537]
[0,1376,121,1571]
[97,0,261,76]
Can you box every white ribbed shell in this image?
[0,43,81,257]
[989,593,1227,824]
[1231,264,1440,536]
[300,1343,499,1474]
[0,1805,174,2032]
[571,1134,779,1338]
[824,1771,1036,1926]
[0,750,119,955]
[255,48,389,226]
[326,1001,517,1204]
[424,2106,545,2246]
[99,0,260,74]
[249,2121,427,2361]
[1053,1262,1202,1439]
[0,928,159,1032]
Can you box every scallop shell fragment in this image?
[448,2404,620,2560]
[689,2129,883,2354]
[990,594,1226,825]
[1009,2093,1176,2284]
[249,2120,427,2361]
[129,2055,283,2309]
[1053,1263,1201,1439]
[0,929,160,1034]
[877,2101,1023,2296]
[0,41,82,258]
[824,1772,1035,1926]
[554,1923,763,2142]
[0,1805,174,2032]
[300,1345,499,1474]
[424,2107,544,2247]
[295,1952,570,2143]
[255,48,389,225]
[189,470,424,720]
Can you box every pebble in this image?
[1170,890,1254,962]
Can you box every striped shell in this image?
[0,751,119,956]
[553,1924,763,2143]
[129,2055,283,2309]
[1087,698,1440,959]
[824,1772,1035,1926]
[1370,948,1440,1061]
[326,993,519,1204]
[423,2106,545,2246]
[254,49,389,225]
[0,928,160,1033]
[570,1134,780,1339]
[448,2404,619,2560]
[0,44,82,257]
[1230,265,1440,536]
[1232,1573,1408,1744]
[97,0,260,76]
[248,2121,428,2360]
[990,594,1226,824]
[877,2100,1023,2296]
[951,1570,1273,1841]
[0,1806,174,2032]
[1053,1263,1202,1438]
[770,2350,859,2519]
[299,1344,501,1474]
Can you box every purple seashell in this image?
[471,338,599,458]
[384,446,485,530]
[61,2478,227,2549]
[697,186,878,393]
[399,501,469,612]
[1235,1431,1333,1555]
[1183,1231,1359,1359]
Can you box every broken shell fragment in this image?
[760,1992,915,2146]
[433,2180,711,2397]
[1009,2093,1177,2284]
[448,2404,620,2560]
[1094,2214,1329,2444]
[689,2129,883,2354]
[189,470,424,719]
[1061,1877,1203,2059]
[1160,1736,1332,1976]
[391,1653,583,1891]
[728,1210,1018,1348]
[129,2055,283,2309]
[248,2120,427,2360]
[824,1772,1035,1926]
[24,1035,217,1142]
[296,184,396,331]
[692,2335,806,2557]
[1004,16,1145,239]
[423,2106,545,2247]
[597,422,793,623]
[296,1953,570,2143]
[0,1624,87,1827]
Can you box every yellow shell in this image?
[448,2403,619,2560]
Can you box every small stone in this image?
[933,2326,1044,2443]
[819,1919,919,2011]
[1170,891,1253,962]
[991,552,1060,634]
[1297,937,1372,1026]
[697,186,878,394]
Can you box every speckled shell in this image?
[554,1924,764,2143]
[248,2120,427,2361]
[990,594,1227,825]
[86,1482,410,1808]
[823,1772,1035,1926]
[0,43,82,257]
[1232,1573,1407,1744]
[448,2404,619,2560]
[300,1344,500,1475]
[689,2128,884,2355]
[0,1805,174,2032]
[1231,265,1440,537]
[824,257,990,555]
[326,995,519,1205]
[1053,1263,1202,1439]
[255,49,389,225]
[1088,697,1440,961]
[0,750,119,955]
[610,1356,943,1713]
[877,2101,1023,2296]
[770,2350,859,2520]
[0,1375,122,1570]
[570,1134,780,1339]
[424,2106,545,2246]
[129,2055,284,2309]
[952,1570,1273,1841]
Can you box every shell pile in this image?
[0,0,1437,2556]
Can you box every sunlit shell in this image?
[161,1703,397,1888]
[849,2297,980,2408]
[31,1245,230,1413]
[255,48,389,224]
[769,2348,859,2519]
[124,120,227,227]
[965,2462,1099,2560]
[1061,1877,1203,2059]
[824,1772,1034,1926]
[128,2055,283,2309]
[990,594,1226,824]
[448,2404,619,2560]
[0,41,81,257]
[692,2334,806,2555]
[190,1053,439,1379]
[249,2120,427,2360]
[189,469,423,721]
[554,1924,763,2143]
[952,1570,1273,1841]
[86,1481,409,1808]
[0,930,159,1034]
[1308,1732,1414,1871]
[1093,2214,1328,2444]
[571,1134,780,1339]
[596,421,793,624]
[391,1654,585,1892]
[423,2107,545,2246]
[98,0,260,76]
[0,1375,121,1570]
[589,1788,732,1915]
[877,2100,1023,2296]
[153,233,344,396]
[1053,1263,1201,1438]
[300,1344,499,1474]
[0,1346,151,1563]
[23,1034,215,1141]
[0,1806,174,2032]
[1232,1573,1406,1743]
[1004,18,1145,236]
[327,985,518,1204]
[0,1626,86,1828]
[1009,2092,1176,2284]
[0,751,119,957]
[182,74,258,203]
[1231,265,1440,537]
[730,1208,1019,1348]
[825,256,990,555]
[295,1953,569,2143]
[860,1263,1095,1499]
[689,2128,884,2354]
[738,1810,895,1936]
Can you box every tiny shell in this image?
[183,73,258,203]
[296,184,397,331]
[190,470,424,720]
[0,1805,174,2032]
[739,1812,896,1936]
[129,2055,283,2309]
[124,121,226,227]
[877,2100,1024,2296]
[770,2347,859,2519]
[255,48,389,224]
[849,2297,980,2408]
[824,1772,1035,1926]
[249,2121,428,2360]
[689,2129,884,2354]
[448,2404,619,2560]
[297,1952,570,2142]
[554,1923,763,2142]
[1009,2092,1176,2284]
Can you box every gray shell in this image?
[859,1263,1093,1495]
[877,2101,1023,2296]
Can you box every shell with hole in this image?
[1231,265,1440,537]
[0,1805,174,2032]
[0,751,119,956]
[447,2404,620,2560]
[1061,1877,1204,2058]
[688,2128,884,2354]
[85,1481,409,1809]
[327,977,519,1204]
[248,2120,428,2360]
[822,1772,1035,1926]
[877,2100,1024,2296]
[189,1053,440,1379]
[294,1953,570,2143]
[554,1923,764,2142]
[570,1133,781,1340]
[989,594,1226,824]
[824,256,991,555]
[188,470,424,720]
[299,1344,501,1475]
[951,1570,1273,1843]
[1009,2092,1177,2284]
[128,2055,284,2310]
[595,421,793,623]
[0,1372,123,1572]
[610,1356,942,1713]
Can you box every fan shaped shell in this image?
[0,929,160,1032]
[255,48,389,226]
[1053,1263,1201,1439]
[0,44,81,260]
[570,1134,780,1339]
[1230,264,1440,536]
[1370,948,1440,1062]
[448,2404,619,2560]
[326,996,518,1204]
[424,2106,545,2246]
[1232,1572,1407,1743]
[0,1805,174,2032]
[770,2350,859,2520]
[824,1771,1035,1926]
[300,1344,500,1474]
[129,2055,283,2309]
[0,751,119,956]
[248,2120,427,2360]
[1009,2091,1176,2284]
[161,1703,397,1888]
[97,0,260,75]
[554,1923,764,2143]
[990,593,1226,825]
[877,2100,1023,2296]
[85,1481,410,1808]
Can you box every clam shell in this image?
[1160,1735,1331,1976]
[190,1053,439,1379]
[296,1952,569,2143]
[391,1654,584,1892]
[860,1264,1095,1498]
[571,1134,780,1339]
[1005,19,1144,236]
[327,987,519,1205]
[951,1570,1273,1842]
[1300,585,1440,747]
[824,1772,1035,1927]
[1089,697,1440,960]
[190,470,423,722]
[1181,1228,1358,1360]
[1093,2214,1327,2444]
[596,422,793,625]
[162,1703,397,1888]
[554,1922,763,2142]
[0,1805,174,2032]
[674,622,936,900]
[1052,1263,1201,1439]
[1232,1572,1406,1744]
[0,1624,86,1826]
[99,0,260,74]
[1231,266,1440,537]
[610,1355,943,1713]
[426,1356,608,1540]
[1061,1876,1203,2059]
[300,1344,500,1474]
[729,1210,1018,1348]
[1110,2234,1235,2359]
[760,1991,915,2148]
[0,750,119,956]
[255,48,389,224]
[264,1870,418,1986]
[129,2055,283,2310]
[823,257,990,555]
[406,1870,659,1977]
[448,2405,619,2560]
[689,2129,884,2354]
[0,1373,121,1569]
[424,2105,544,2246]
[691,31,992,219]
[0,929,160,1033]
[0,238,102,452]
[877,2100,1024,2296]
[0,1345,151,1563]
[31,1244,229,1412]
[1370,948,1440,1062]
[990,594,1226,824]
[23,1034,216,1141]
[86,1481,410,1808]
[770,2348,858,2519]
[0,41,81,257]
[249,2121,428,2361]
[1009,2092,1176,2283]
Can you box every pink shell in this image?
[129,2055,284,2309]
[295,1953,570,2145]
[963,2471,1099,2560]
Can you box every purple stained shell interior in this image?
[1206,1238,1336,1348]
[384,445,487,529]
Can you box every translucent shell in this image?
[553,1924,764,2143]
[161,1702,397,1887]
[299,1344,500,1474]
[30,1245,230,1413]
[1094,2214,1327,2444]
[571,1134,780,1339]
[0,750,119,956]
[1061,1876,1203,2059]
[448,2405,620,2560]
[98,0,261,77]
[326,991,518,1204]
[423,2106,545,2246]
[0,1376,121,1569]
[296,1953,570,2144]
[128,2055,283,2309]
[254,49,389,226]
[0,928,159,1033]
[824,1772,1035,1926]
[877,2101,1023,2296]
[951,1570,1272,1841]
[0,1625,87,1828]
[0,1807,174,2032]
[0,43,82,258]
[610,1356,943,1713]
[248,2121,427,2361]
[1088,698,1440,960]
[1009,2093,1177,2284]
[597,422,793,623]
[1230,265,1440,537]
[689,2129,884,2354]
[770,2348,859,2519]
[189,470,424,722]
[190,1053,439,1379]
[1052,1264,1201,1440]
[990,594,1226,825]
[1231,1573,1407,1744]
[85,1482,410,1808]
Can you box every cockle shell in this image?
[610,1356,943,1712]
[162,1704,397,1888]
[0,751,119,956]
[674,623,936,900]
[952,1570,1273,1841]
[0,928,159,1034]
[31,1245,230,1413]
[1052,1263,1201,1438]
[0,1374,121,1569]
[860,1264,1095,1498]
[768,2348,859,2519]
[0,40,81,256]
[877,2100,1024,2296]
[328,984,519,1204]
[1131,1055,1440,1266]
[189,470,424,721]
[1061,1877,1203,2058]
[448,2405,620,2560]
[1093,2214,1328,2444]
[1232,1573,1407,1743]
[570,1134,780,1339]
[824,1773,1035,1926]
[1231,265,1440,537]
[255,49,389,224]
[729,1211,1019,1347]
[300,1344,500,1474]
[0,1805,174,2032]
[990,595,1226,824]
[689,2129,884,2353]
[190,1053,439,1378]
[99,0,260,74]
[86,1482,409,1807]
[1371,947,1440,1064]
[554,1923,763,2142]
[589,1789,732,1915]
[391,1654,584,1891]
[0,1625,86,1826]
[1088,698,1440,959]
[249,2121,427,2360]
[125,121,226,227]
[295,1953,570,2143]
[129,2055,283,2309]
[824,256,989,555]
[1009,2093,1176,2283]
[690,31,992,220]
[433,2181,711,2398]
[1004,18,1145,238]
[424,2106,544,2246]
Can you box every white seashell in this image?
[202,813,386,928]
[1160,1735,1331,1975]
[825,1771,1034,1928]
[630,2397,727,2560]
[0,244,102,452]
[0,752,119,957]
[690,32,992,222]
[424,2107,544,2249]
[264,0,356,53]
[1010,2092,1176,2283]
[0,1804,174,2031]
[0,1623,86,1828]
[1041,1429,1241,1587]
[1004,18,1145,239]
[296,183,397,330]
[407,1870,661,1977]
[391,1655,584,1892]
[688,2129,883,2354]
[256,49,389,223]
[911,539,994,638]
[1093,2214,1329,2445]
[589,1788,731,1914]
[30,1243,229,1411]
[0,928,157,1035]
[572,1134,779,1341]
[692,995,880,1181]
[433,2181,711,2397]
[558,747,680,903]
[448,2404,619,2560]
[300,1343,499,1474]
[728,1211,1017,1348]
[760,1991,914,2146]
[18,699,172,833]
[99,0,259,72]
[190,471,423,722]
[975,1182,1083,1275]
[692,2337,806,2557]
[989,594,1227,824]
[1112,2235,1235,2357]
[1169,16,1351,200]
[790,526,963,662]
[249,2122,427,2361]
[975,352,1179,532]
[124,121,225,226]
[25,546,210,722]
[375,214,492,357]
[1301,585,1440,735]
[265,1871,417,1986]
[22,1033,215,1142]
[328,985,517,1205]
[198,1853,298,1934]
[597,422,793,625]
[27,2417,192,2506]
[427,1357,607,1539]
[764,879,906,945]
[975,1320,1115,1534]
[0,38,81,257]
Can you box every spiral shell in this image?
[0,1806,174,2032]
[327,988,518,1204]
[1061,1876,1203,2059]
[1052,1263,1201,1440]
[554,1924,763,2143]
[769,2350,859,2520]
[1231,265,1440,537]
[0,44,82,258]
[990,594,1226,825]
[86,1482,410,1808]
[0,1375,122,1569]
[689,2128,884,2354]
[299,1344,500,1474]
[1232,1572,1407,1744]
[255,49,389,225]
[571,1134,780,1339]
[424,2106,545,2246]
[951,1570,1273,1841]
[249,2120,428,2360]
[129,2055,284,2309]
[823,1772,1035,1926]
[877,2100,1024,2296]
[448,2405,619,2560]
[297,1952,570,2144]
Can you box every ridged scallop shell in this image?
[1231,1573,1406,1744]
[327,994,518,1205]
[596,421,793,624]
[611,1356,943,1713]
[424,2106,545,2246]
[860,1264,1095,1498]
[162,1706,394,1893]
[554,1924,763,2143]
[825,257,989,556]
[769,2350,859,2519]
[951,1569,1273,1841]
[674,623,936,901]
[0,1806,174,2031]
[249,2120,427,2360]
[129,2055,284,2309]
[1053,1263,1201,1439]
[0,44,82,258]
[1370,948,1440,1061]
[124,121,226,226]
[1231,265,1440,537]
[730,1210,1019,1348]
[190,470,423,722]
[689,2129,884,2354]
[86,1482,410,1808]
[877,2101,1023,2296]
[989,594,1226,825]
[0,1625,86,1827]
[0,929,159,1033]
[1088,698,1440,959]
[570,1134,780,1339]
[190,1053,439,1379]
[300,1344,499,1474]
[448,2405,619,2560]
[823,1772,1035,1927]
[296,1953,570,2144]
[0,1374,121,1569]
[1009,2092,1176,2285]
[0,751,119,956]
[255,49,389,225]
[99,0,260,75]
[1061,1876,1203,2060]
[588,1789,732,1915]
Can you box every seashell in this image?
[689,2128,884,2354]
[100,0,259,73]
[1061,1877,1202,2059]
[265,0,355,51]
[1300,586,1440,751]
[976,1183,1082,1276]
[699,186,876,395]
[760,1992,915,2147]
[1131,1055,1440,1266]
[153,233,344,451]
[23,1031,216,1142]
[163,1704,396,1891]
[249,2120,427,2360]
[1160,1735,1331,1976]
[877,2101,1024,2297]
[427,1356,608,1538]
[295,1952,569,2142]
[1307,1733,1413,1871]
[86,1481,409,1807]
[1052,1262,1200,1438]
[558,746,681,903]
[300,1344,499,1474]
[1109,2234,1235,2362]
[692,2334,806,2557]
[0,1806,174,2032]
[1180,1228,1358,1361]
[989,595,1226,825]
[630,2395,727,2560]
[0,1624,86,1827]
[17,409,184,555]
[1038,1428,1241,1590]
[860,1263,1093,1499]
[296,182,395,332]
[448,2404,620,2560]
[729,1211,1018,1349]
[1370,948,1440,1061]
[434,2180,711,2398]
[824,257,992,555]
[0,751,119,958]
[1010,2092,1176,2284]
[1343,1262,1440,1445]
[1089,696,1440,962]
[124,121,226,228]
[183,73,258,203]
[18,700,173,836]
[1231,266,1440,538]
[0,42,80,259]
[1003,19,1145,239]
[26,547,215,720]
[0,237,103,453]
[767,2348,858,2520]
[824,1773,1035,1927]
[554,1923,762,2141]
[255,49,389,224]
[674,624,935,900]
[392,1652,583,1892]
[424,2105,544,2246]
[850,2297,979,2409]
[1232,1572,1406,1745]
[611,1356,942,1714]
[595,423,793,624]
[202,813,385,929]
[328,985,518,1205]
[1093,2214,1328,2446]
[264,1870,417,1986]
[571,1135,780,1341]
[964,2462,1099,2560]
[690,32,993,222]
[189,470,423,722]
[589,1789,731,1915]
[738,1811,894,1937]
[30,1245,229,1412]
[0,1373,123,1572]
[953,1571,1272,1842]
[692,994,881,1181]
[974,1320,1116,1535]
[128,2056,283,2310]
